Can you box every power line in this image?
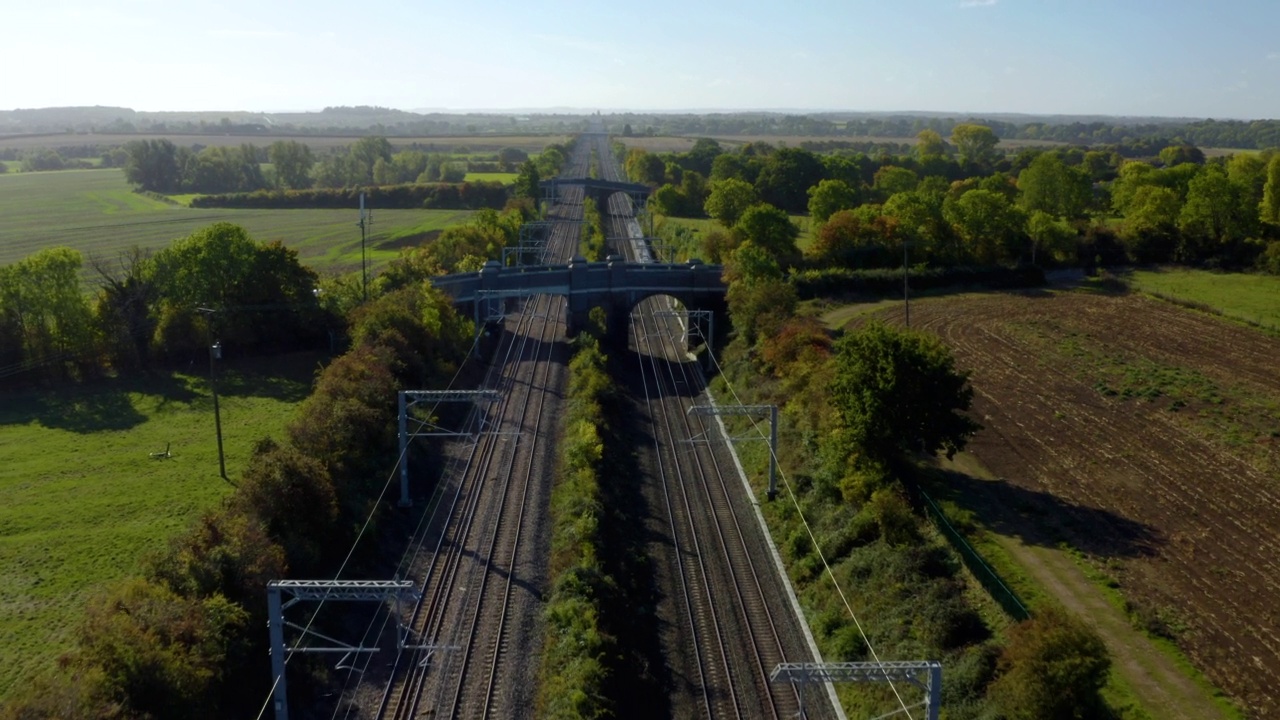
[705,349,918,720]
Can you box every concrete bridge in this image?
[539,178,652,211]
[431,257,726,347]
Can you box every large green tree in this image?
[269,141,314,190]
[1178,163,1255,262]
[123,139,183,193]
[734,203,801,268]
[944,189,1028,264]
[704,178,758,227]
[806,179,861,224]
[1260,155,1280,225]
[831,321,979,465]
[950,123,1000,168]
[754,148,826,213]
[1018,153,1090,219]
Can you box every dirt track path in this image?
[945,456,1231,720]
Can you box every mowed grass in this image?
[0,170,474,274]
[1126,268,1280,331]
[464,171,517,183]
[0,352,321,696]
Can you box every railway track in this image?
[594,130,835,719]
[369,140,592,720]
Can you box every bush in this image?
[791,265,1046,300]
[189,181,508,210]
[987,606,1111,720]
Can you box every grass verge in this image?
[0,352,321,697]
[1125,267,1280,332]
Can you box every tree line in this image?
[0,225,329,385]
[120,137,568,195]
[605,112,1280,150]
[628,127,1280,274]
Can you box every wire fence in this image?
[919,490,1030,622]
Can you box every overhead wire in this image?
[703,344,918,720]
[253,323,484,720]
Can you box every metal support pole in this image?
[688,404,778,501]
[267,585,288,720]
[928,662,942,717]
[209,341,226,481]
[398,391,409,507]
[769,404,778,501]
[197,307,227,480]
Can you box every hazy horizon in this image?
[5,0,1280,120]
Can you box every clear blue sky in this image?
[4,0,1280,119]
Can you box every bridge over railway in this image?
[539,177,651,210]
[430,256,727,346]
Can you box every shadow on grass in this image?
[928,467,1162,560]
[0,351,327,433]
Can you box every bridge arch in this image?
[429,257,727,356]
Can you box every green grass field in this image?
[1126,268,1280,331]
[660,213,815,254]
[0,353,321,696]
[464,171,517,183]
[0,170,474,273]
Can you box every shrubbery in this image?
[189,181,508,210]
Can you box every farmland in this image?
[0,353,320,696]
[0,133,570,154]
[1125,268,1280,332]
[842,287,1280,717]
[0,170,474,272]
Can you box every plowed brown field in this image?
[867,288,1280,718]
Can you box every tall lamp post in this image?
[196,307,227,480]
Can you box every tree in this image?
[683,138,723,176]
[943,189,1028,264]
[1121,186,1182,262]
[1158,145,1205,167]
[807,207,897,268]
[349,136,393,183]
[91,245,157,370]
[831,321,979,465]
[625,148,665,185]
[123,139,183,192]
[872,166,918,198]
[807,179,861,224]
[1018,153,1090,219]
[883,189,951,262]
[988,606,1111,720]
[704,178,758,227]
[916,129,947,160]
[497,146,528,171]
[734,203,801,268]
[1178,163,1255,262]
[0,247,96,376]
[269,141,313,189]
[950,123,1000,168]
[724,242,797,348]
[754,148,826,213]
[1260,156,1280,225]
[514,159,541,204]
[1026,210,1078,265]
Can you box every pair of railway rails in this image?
[341,133,834,719]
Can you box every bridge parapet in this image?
[430,258,726,344]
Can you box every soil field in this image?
[860,289,1280,717]
[0,133,569,153]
